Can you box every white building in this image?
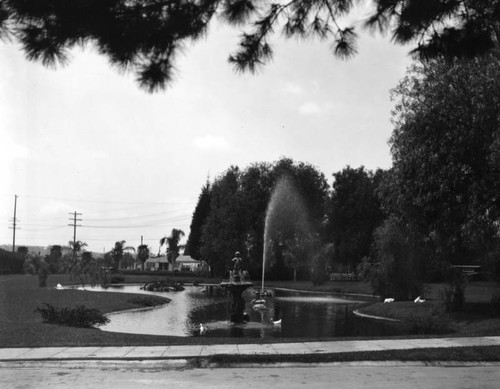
[144,254,200,272]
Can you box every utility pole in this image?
[68,211,82,260]
[9,195,19,253]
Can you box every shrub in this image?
[310,252,328,286]
[38,261,50,287]
[329,273,358,281]
[490,294,500,317]
[439,269,467,312]
[36,303,110,328]
[360,217,423,300]
[110,275,125,284]
[0,249,24,274]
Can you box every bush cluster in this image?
[0,248,24,274]
[110,275,125,284]
[439,270,467,312]
[490,294,500,317]
[329,273,358,281]
[36,303,110,328]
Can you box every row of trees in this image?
[104,229,185,271]
[4,226,186,276]
[185,54,500,297]
[184,158,384,280]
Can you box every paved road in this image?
[2,361,500,388]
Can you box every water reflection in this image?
[82,285,401,339]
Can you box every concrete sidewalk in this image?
[1,336,499,361]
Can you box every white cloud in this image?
[193,135,231,151]
[284,82,304,95]
[298,101,335,115]
[299,102,321,115]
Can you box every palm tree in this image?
[137,244,150,271]
[68,240,88,259]
[109,240,135,269]
[159,229,185,271]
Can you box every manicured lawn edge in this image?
[203,346,500,365]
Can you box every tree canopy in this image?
[2,0,499,91]
[198,157,329,277]
[185,181,212,260]
[384,54,500,266]
[324,166,385,272]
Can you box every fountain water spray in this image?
[262,176,311,292]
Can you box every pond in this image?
[79,284,403,339]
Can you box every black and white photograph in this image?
[1,1,500,387]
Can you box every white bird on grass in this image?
[199,323,207,335]
[384,298,394,303]
[414,296,426,303]
[271,318,282,325]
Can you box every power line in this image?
[18,193,196,206]
[21,226,66,232]
[84,210,190,222]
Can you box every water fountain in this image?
[261,176,311,292]
[219,252,253,323]
[93,176,383,338]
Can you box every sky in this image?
[0,7,412,254]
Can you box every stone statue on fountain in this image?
[220,250,252,322]
[230,251,248,283]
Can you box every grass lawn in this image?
[356,282,500,337]
[2,273,500,358]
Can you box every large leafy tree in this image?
[386,54,500,266]
[200,166,244,276]
[46,244,63,273]
[238,162,273,276]
[1,0,498,91]
[199,158,329,278]
[325,166,385,272]
[16,246,29,262]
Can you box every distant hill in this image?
[0,245,103,258]
[0,244,51,255]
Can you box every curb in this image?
[2,358,500,370]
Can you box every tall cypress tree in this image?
[185,181,211,260]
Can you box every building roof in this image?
[175,255,199,264]
[145,254,198,264]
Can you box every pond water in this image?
[79,285,403,339]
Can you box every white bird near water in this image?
[199,323,207,335]
[271,318,282,325]
[414,296,426,303]
[56,284,63,290]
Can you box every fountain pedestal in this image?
[219,281,253,323]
